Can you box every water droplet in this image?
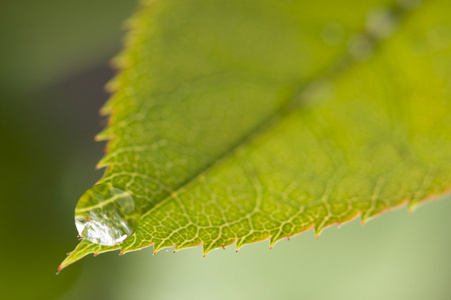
[75,183,141,246]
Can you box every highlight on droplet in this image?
[74,183,141,246]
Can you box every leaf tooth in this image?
[58,240,105,273]
[152,240,172,254]
[171,239,204,254]
[269,231,283,248]
[314,223,324,239]
[336,211,362,228]
[408,197,426,212]
[94,129,114,142]
[236,233,271,251]
[202,243,210,257]
[360,213,369,226]
[105,76,121,94]
[119,244,132,254]
[202,238,228,255]
[235,238,245,251]
[110,52,130,70]
[149,243,160,255]
[234,237,246,253]
[96,157,111,170]
[120,231,158,255]
[99,96,117,116]
[314,231,321,239]
[361,199,410,225]
[361,208,382,225]
[173,242,189,253]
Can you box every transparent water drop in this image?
[75,183,141,246]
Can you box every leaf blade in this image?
[60,0,451,270]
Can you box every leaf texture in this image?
[60,0,451,270]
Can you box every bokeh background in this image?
[1,0,451,299]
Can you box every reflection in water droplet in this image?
[75,183,141,246]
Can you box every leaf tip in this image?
[56,259,70,275]
[56,265,63,275]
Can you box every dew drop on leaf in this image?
[74,183,141,246]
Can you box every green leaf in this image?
[60,0,451,271]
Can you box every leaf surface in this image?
[60,0,451,270]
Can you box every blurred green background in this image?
[1,0,450,299]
